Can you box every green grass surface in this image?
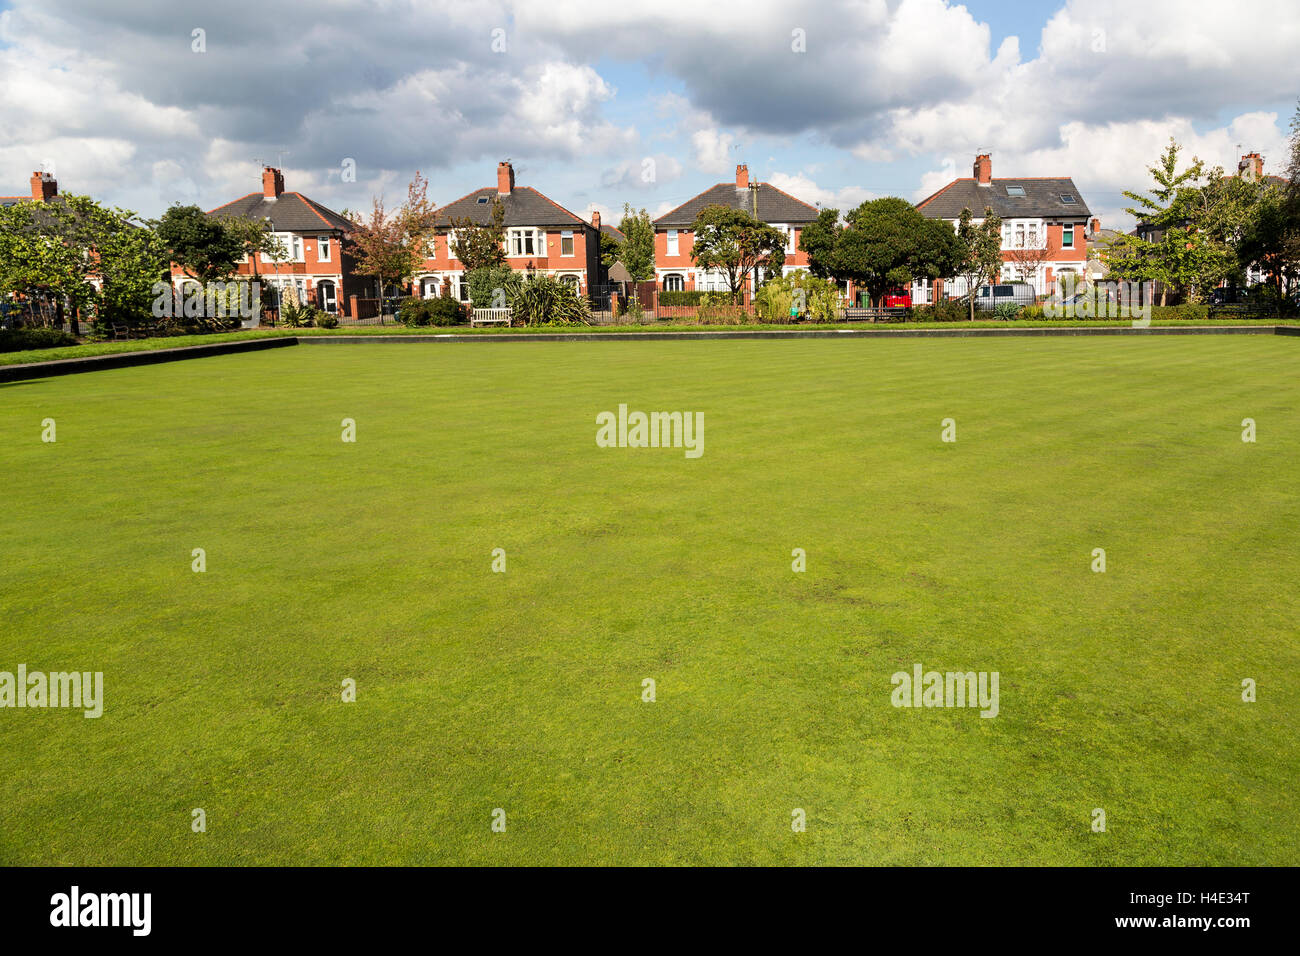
[2,337,1297,865]
[1,317,1294,366]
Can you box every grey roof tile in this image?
[917,178,1092,220]
[654,182,819,227]
[434,186,588,228]
[206,192,353,232]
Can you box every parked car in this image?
[882,289,912,308]
[975,283,1035,311]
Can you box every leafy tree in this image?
[798,207,842,280]
[808,198,961,308]
[156,204,243,282]
[0,194,166,334]
[599,231,621,270]
[1103,139,1213,304]
[1238,179,1300,301]
[689,204,787,302]
[347,171,438,298]
[953,206,1004,320]
[466,265,523,309]
[450,196,507,271]
[613,204,655,282]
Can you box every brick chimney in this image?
[1090,217,1100,235]
[973,153,992,185]
[1239,152,1264,181]
[261,166,284,199]
[497,161,515,196]
[591,210,601,229]
[30,171,57,202]
[736,164,749,188]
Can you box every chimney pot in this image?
[30,171,57,202]
[736,164,749,188]
[591,210,601,229]
[497,161,515,196]
[262,166,284,199]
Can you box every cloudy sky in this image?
[1,0,1297,231]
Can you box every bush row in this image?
[0,327,80,353]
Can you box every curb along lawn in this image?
[1,317,1296,367]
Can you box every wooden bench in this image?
[842,306,909,323]
[470,308,513,328]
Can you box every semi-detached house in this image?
[916,153,1093,300]
[415,162,602,301]
[179,166,359,315]
[653,165,820,294]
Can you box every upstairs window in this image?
[508,228,541,257]
[1060,194,1077,204]
[666,229,679,256]
[561,230,574,256]
[1062,225,1075,248]
[317,236,331,262]
[1005,185,1025,197]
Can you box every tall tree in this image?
[0,194,166,332]
[347,171,438,297]
[450,196,507,272]
[953,206,1004,320]
[614,204,655,282]
[806,198,961,307]
[156,205,244,282]
[1103,139,1210,304]
[798,207,843,280]
[689,204,787,302]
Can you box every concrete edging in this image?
[0,336,296,383]
[296,325,1291,344]
[0,325,1294,382]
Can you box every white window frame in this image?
[507,227,542,258]
[666,229,679,256]
[317,235,331,262]
[561,230,574,257]
[663,273,685,292]
[1062,225,1075,249]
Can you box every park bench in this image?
[470,308,513,328]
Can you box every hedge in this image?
[0,327,79,353]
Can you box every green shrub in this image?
[1150,304,1208,321]
[400,295,464,327]
[911,299,969,322]
[512,274,591,326]
[992,303,1022,320]
[316,312,339,329]
[1021,305,1045,321]
[0,327,79,352]
[467,267,522,309]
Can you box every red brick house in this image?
[652,164,820,293]
[414,161,602,300]
[174,166,359,315]
[916,153,1092,301]
[1,171,58,207]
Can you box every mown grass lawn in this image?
[1,336,1297,865]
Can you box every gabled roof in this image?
[654,182,819,228]
[434,186,589,229]
[206,191,352,232]
[600,223,625,242]
[917,178,1092,220]
[0,195,32,207]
